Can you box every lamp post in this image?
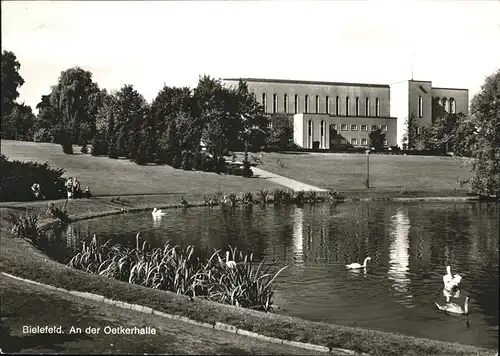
[365,149,371,189]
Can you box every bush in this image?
[0,154,66,202]
[192,151,203,171]
[33,128,53,143]
[242,159,253,178]
[201,154,215,172]
[215,157,227,174]
[91,138,108,156]
[61,141,73,154]
[5,210,44,245]
[80,144,88,154]
[172,153,182,169]
[227,165,245,176]
[181,150,194,171]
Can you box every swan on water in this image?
[152,208,166,216]
[223,251,237,268]
[443,266,462,290]
[435,296,469,315]
[346,257,371,269]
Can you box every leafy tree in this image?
[266,113,293,150]
[2,103,36,140]
[403,112,418,150]
[111,85,149,160]
[49,67,101,150]
[419,113,464,152]
[368,128,386,151]
[460,70,500,197]
[1,50,25,118]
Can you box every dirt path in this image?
[0,274,331,355]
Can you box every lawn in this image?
[0,274,321,355]
[242,151,472,194]
[0,140,278,197]
[0,234,495,356]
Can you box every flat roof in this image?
[432,87,469,92]
[222,77,390,89]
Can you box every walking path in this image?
[1,274,341,355]
[250,166,328,192]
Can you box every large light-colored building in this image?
[222,78,468,150]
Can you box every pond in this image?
[50,202,499,349]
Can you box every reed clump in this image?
[68,235,288,312]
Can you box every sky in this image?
[2,0,500,111]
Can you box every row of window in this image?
[339,138,388,146]
[417,96,457,118]
[260,93,381,117]
[306,121,388,134]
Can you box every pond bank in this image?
[0,197,496,356]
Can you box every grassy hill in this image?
[0,140,278,197]
[242,151,472,195]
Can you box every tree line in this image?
[1,50,498,196]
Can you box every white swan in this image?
[152,208,166,216]
[435,297,469,315]
[443,266,462,290]
[346,257,371,269]
[224,251,237,268]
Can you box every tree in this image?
[369,128,386,151]
[419,113,464,152]
[49,67,101,150]
[460,70,500,197]
[111,85,149,160]
[403,112,418,150]
[266,113,293,150]
[1,50,25,118]
[1,103,36,140]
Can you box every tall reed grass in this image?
[5,209,43,245]
[68,234,288,312]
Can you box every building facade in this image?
[222,78,468,150]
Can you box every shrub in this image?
[294,190,306,204]
[80,144,88,154]
[0,154,66,202]
[256,189,271,204]
[61,141,73,154]
[242,159,253,178]
[5,210,44,245]
[33,128,53,143]
[201,154,215,172]
[172,153,182,169]
[192,151,203,171]
[215,157,227,174]
[227,166,245,176]
[181,150,194,171]
[306,190,320,203]
[328,189,345,201]
[239,192,254,205]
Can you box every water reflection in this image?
[292,207,304,266]
[388,208,412,304]
[53,202,499,349]
[152,215,162,228]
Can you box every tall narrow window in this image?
[449,98,455,114]
[418,96,423,118]
[272,94,277,114]
[262,93,267,112]
[365,98,370,116]
[320,120,325,148]
[294,95,299,113]
[375,98,380,117]
[283,94,288,113]
[316,95,320,113]
[326,96,330,114]
[336,96,340,116]
[345,97,350,116]
[305,95,309,113]
[355,97,360,116]
[308,120,313,148]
